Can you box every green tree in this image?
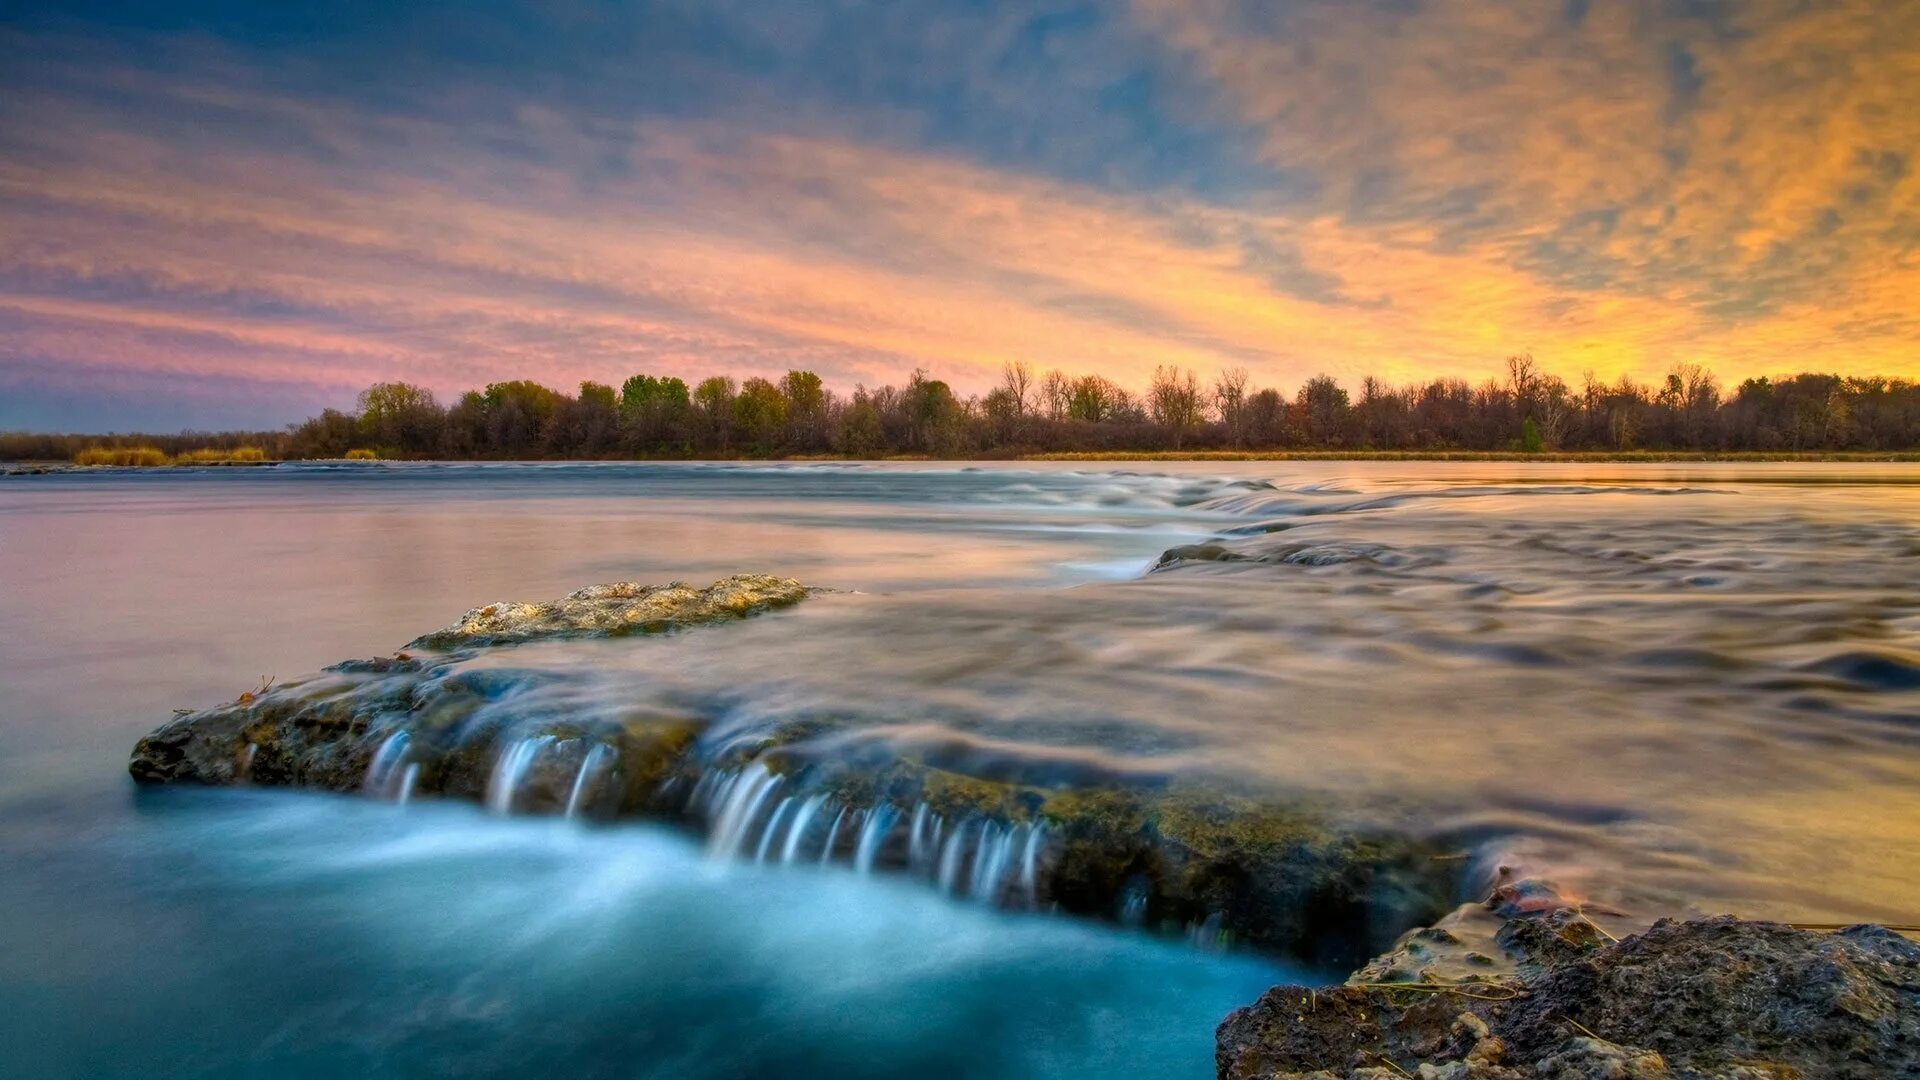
[832,389,886,457]
[1067,375,1126,423]
[548,381,619,456]
[578,381,616,410]
[356,381,443,456]
[1295,375,1351,445]
[782,370,827,452]
[479,380,560,457]
[904,369,966,454]
[692,376,737,453]
[733,377,790,455]
[618,374,693,454]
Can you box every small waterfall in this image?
[780,794,827,864]
[1187,911,1225,952]
[1121,891,1148,927]
[969,821,1018,903]
[754,797,796,863]
[563,743,612,820]
[819,807,846,866]
[936,821,968,894]
[678,764,1057,915]
[1018,823,1044,905]
[395,763,419,806]
[708,763,782,859]
[853,805,895,875]
[907,803,931,870]
[486,734,555,815]
[363,731,409,796]
[236,743,258,782]
[687,767,722,811]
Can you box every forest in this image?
[8,357,1920,460]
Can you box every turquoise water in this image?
[3,790,1285,1078]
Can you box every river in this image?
[2,461,1917,1077]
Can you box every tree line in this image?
[284,359,1920,457]
[8,357,1920,461]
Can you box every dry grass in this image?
[175,446,270,463]
[73,446,171,467]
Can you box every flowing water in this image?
[3,461,1918,1077]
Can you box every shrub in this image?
[174,446,270,463]
[1520,416,1545,454]
[344,448,380,460]
[74,446,170,467]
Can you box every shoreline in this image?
[9,450,1920,473]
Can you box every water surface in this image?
[3,460,1918,1077]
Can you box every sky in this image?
[1,1,1916,431]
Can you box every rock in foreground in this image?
[1217,913,1920,1079]
[407,574,811,649]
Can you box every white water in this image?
[563,743,611,819]
[364,731,411,800]
[486,735,555,815]
[854,805,895,875]
[648,763,1057,911]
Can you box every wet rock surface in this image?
[1216,909,1920,1079]
[406,574,811,649]
[128,665,1455,965]
[127,576,1459,968]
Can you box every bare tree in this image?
[1040,369,1072,422]
[1214,366,1249,448]
[1000,361,1035,418]
[1147,364,1204,449]
[1506,354,1542,405]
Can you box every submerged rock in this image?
[407,574,811,649]
[1216,912,1920,1079]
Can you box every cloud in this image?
[1134,0,1920,344]
[1,2,1916,429]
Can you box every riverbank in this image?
[12,450,1920,473]
[2,459,280,474]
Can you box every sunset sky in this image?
[2,1,1916,430]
